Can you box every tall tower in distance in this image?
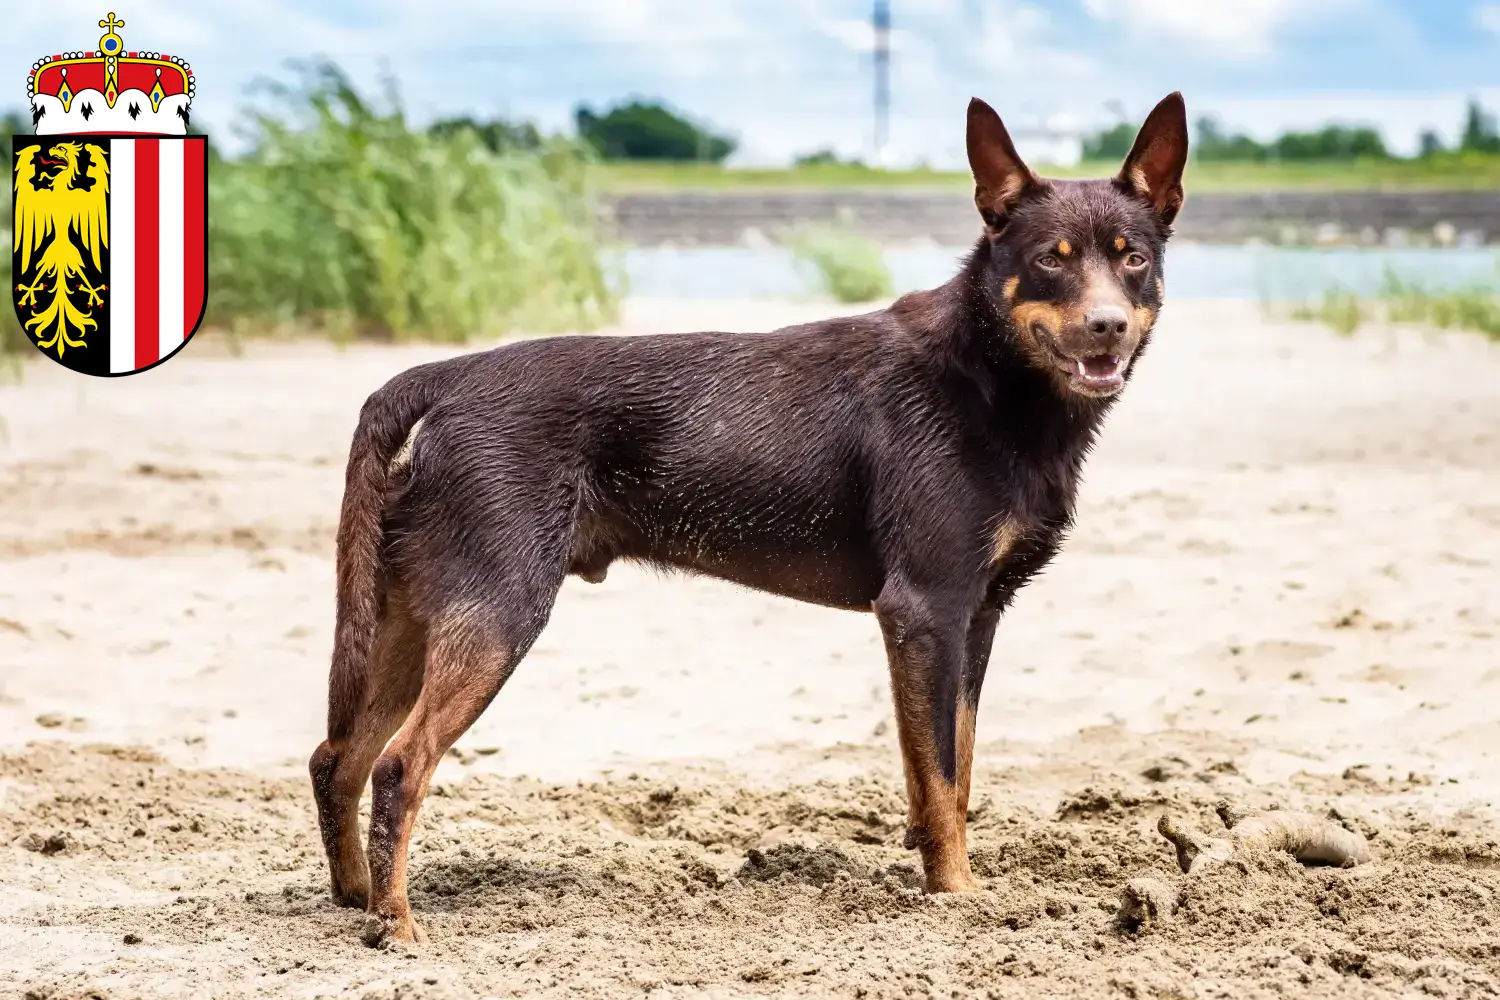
[873,0,891,165]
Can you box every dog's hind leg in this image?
[874,583,979,893]
[361,583,561,947]
[310,586,427,909]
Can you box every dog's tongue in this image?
[1077,355,1120,379]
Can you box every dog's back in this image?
[381,302,969,614]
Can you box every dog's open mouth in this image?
[1028,325,1131,396]
[1071,354,1125,390]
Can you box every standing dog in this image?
[310,93,1189,945]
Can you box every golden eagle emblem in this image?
[13,141,111,357]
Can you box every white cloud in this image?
[1478,4,1500,37]
[1083,0,1357,57]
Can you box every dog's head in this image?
[967,93,1188,399]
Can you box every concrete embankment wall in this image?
[602,190,1500,247]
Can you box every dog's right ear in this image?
[967,97,1040,238]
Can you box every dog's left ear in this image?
[1117,92,1189,226]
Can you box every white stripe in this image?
[109,140,136,374]
[158,140,185,359]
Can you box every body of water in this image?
[619,244,1500,302]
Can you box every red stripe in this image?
[134,139,160,369]
[183,139,205,338]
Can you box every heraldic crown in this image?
[27,13,195,136]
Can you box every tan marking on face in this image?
[1134,305,1158,331]
[1009,301,1076,380]
[1002,275,1020,301]
[1010,300,1068,337]
[1057,239,1072,257]
[1114,236,1127,252]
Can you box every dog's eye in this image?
[1125,252,1148,269]
[1035,254,1061,270]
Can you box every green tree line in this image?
[1084,98,1500,162]
[430,100,735,162]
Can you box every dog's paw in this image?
[360,912,428,948]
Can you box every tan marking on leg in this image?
[1002,275,1020,301]
[311,587,426,910]
[879,619,977,894]
[954,703,978,862]
[364,613,517,946]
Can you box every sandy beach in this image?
[1,297,1498,999]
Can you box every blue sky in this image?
[6,0,1500,166]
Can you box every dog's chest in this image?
[983,462,1082,570]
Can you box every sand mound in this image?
[2,741,1497,998]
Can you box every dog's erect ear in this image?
[967,97,1040,237]
[1118,92,1189,226]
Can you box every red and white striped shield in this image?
[12,135,208,377]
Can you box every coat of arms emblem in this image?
[12,12,208,376]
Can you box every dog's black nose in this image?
[1085,305,1129,339]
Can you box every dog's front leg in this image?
[956,607,999,863]
[873,584,978,893]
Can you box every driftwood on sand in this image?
[1119,802,1372,930]
[1158,802,1372,875]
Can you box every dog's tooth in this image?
[1076,359,1087,376]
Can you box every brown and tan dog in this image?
[309,93,1189,946]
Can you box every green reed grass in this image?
[787,222,894,304]
[209,63,620,342]
[1294,263,1500,340]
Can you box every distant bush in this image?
[1082,122,1135,160]
[570,98,735,162]
[1460,99,1500,155]
[787,224,893,304]
[427,116,545,154]
[793,148,868,169]
[575,100,735,163]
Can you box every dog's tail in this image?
[326,369,439,743]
